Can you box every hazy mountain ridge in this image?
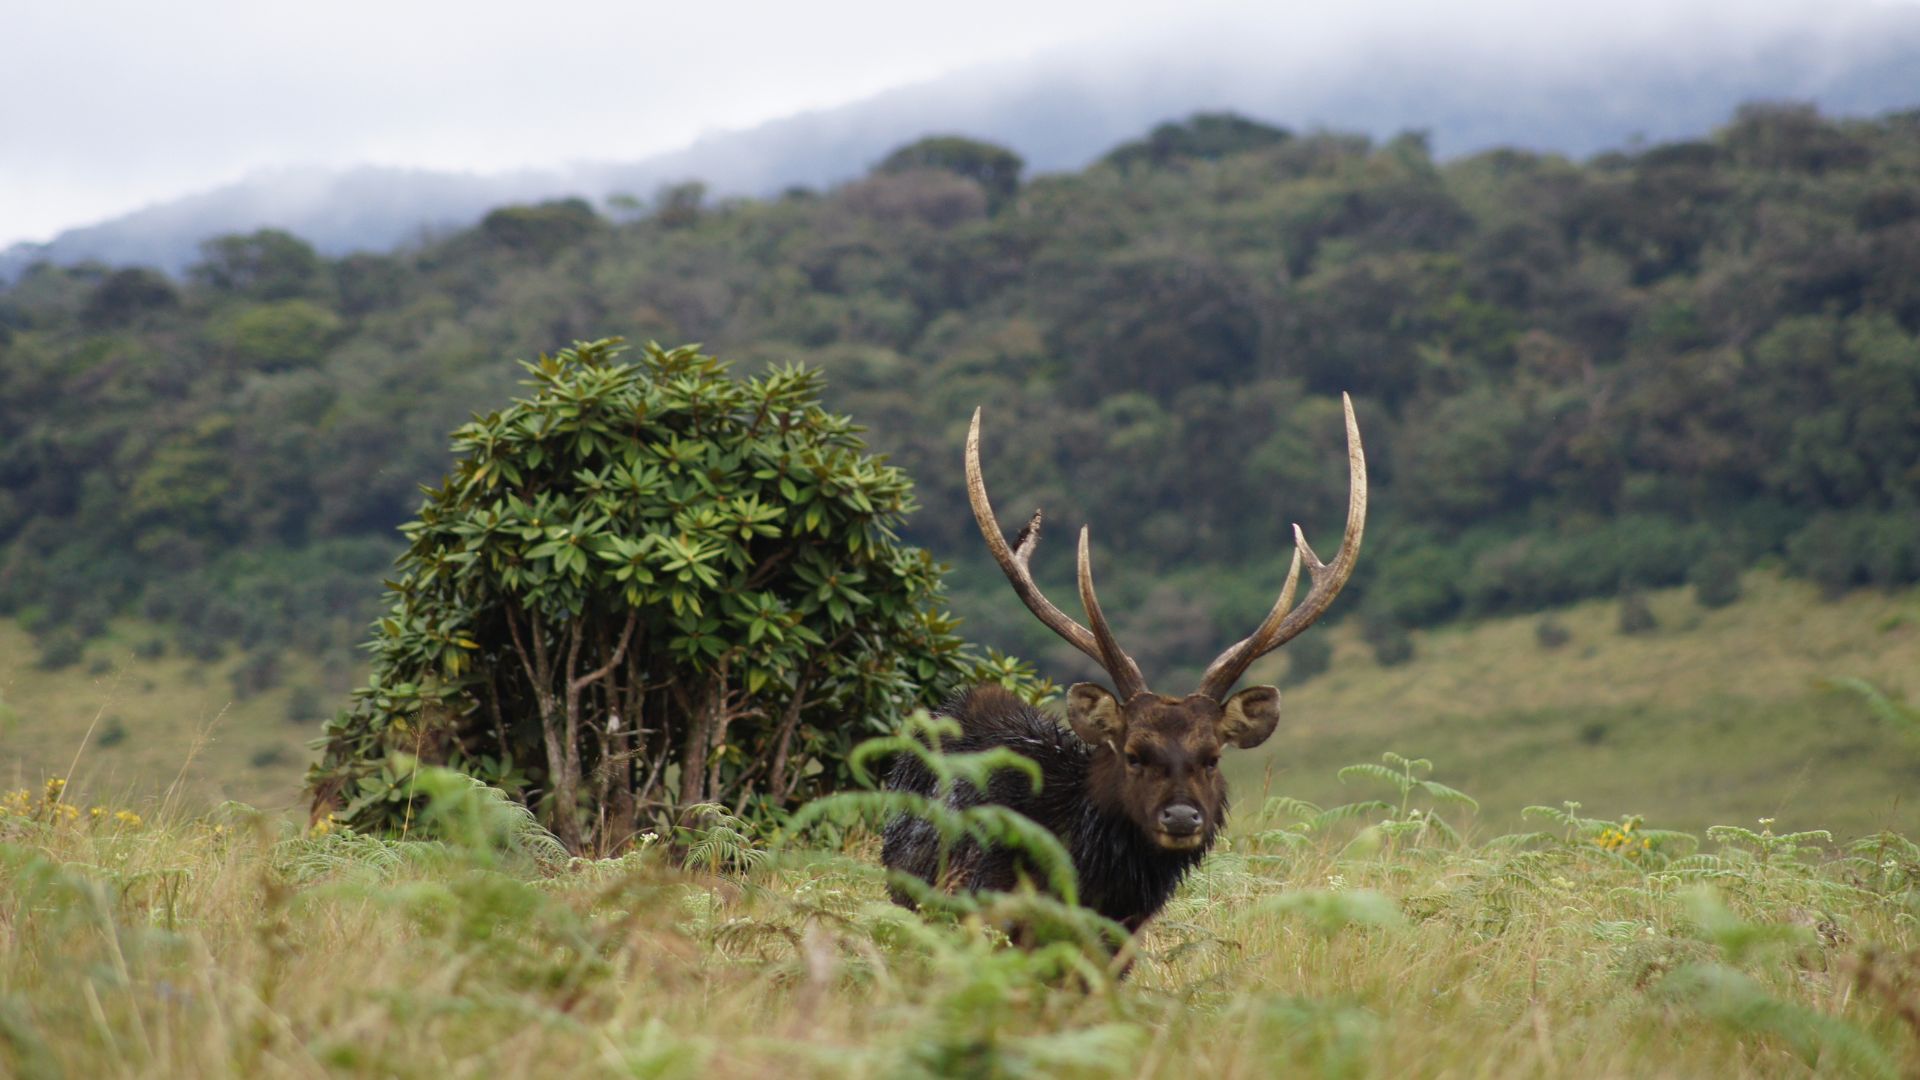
[7,1,1920,279]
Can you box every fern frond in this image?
[1337,763,1412,794]
[1262,795,1324,822]
[1819,676,1920,737]
[1307,800,1394,831]
[1416,780,1479,812]
[1380,752,1433,775]
[1483,831,1557,850]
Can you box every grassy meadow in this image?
[3,571,1919,1077]
[1,758,1917,1077]
[4,570,1916,833]
[0,618,342,813]
[1242,571,1920,840]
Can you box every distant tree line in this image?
[1,104,1917,687]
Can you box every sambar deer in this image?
[883,396,1366,932]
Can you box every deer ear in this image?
[1065,683,1125,746]
[1219,685,1281,749]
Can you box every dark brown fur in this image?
[881,686,1220,930]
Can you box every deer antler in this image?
[1077,526,1148,700]
[967,408,1148,698]
[1195,393,1367,701]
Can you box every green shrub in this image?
[1462,516,1706,615]
[308,340,1043,852]
[286,684,324,726]
[1364,544,1466,627]
[34,629,84,671]
[1284,634,1334,686]
[1534,617,1572,650]
[96,716,129,748]
[1689,551,1744,609]
[229,649,283,699]
[1787,509,1920,596]
[177,628,224,664]
[250,745,293,769]
[1363,619,1416,666]
[1618,590,1659,635]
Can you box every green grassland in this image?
[0,620,342,813]
[3,573,1920,1076]
[1240,571,1920,840]
[3,569,1917,838]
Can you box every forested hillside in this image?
[3,104,1918,686]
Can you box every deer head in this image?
[965,396,1366,851]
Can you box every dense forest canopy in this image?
[2,104,1918,686]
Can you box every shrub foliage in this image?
[307,339,1037,850]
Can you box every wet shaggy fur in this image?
[881,685,1215,930]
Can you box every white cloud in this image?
[2,0,1915,246]
[0,0,1260,244]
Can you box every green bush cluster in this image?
[306,340,1046,851]
[1787,509,1920,596]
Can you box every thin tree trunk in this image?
[764,671,813,806]
[562,618,585,809]
[507,603,580,851]
[484,669,508,759]
[636,691,672,814]
[619,647,645,835]
[675,680,710,807]
[547,611,638,850]
[705,658,737,800]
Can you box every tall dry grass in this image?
[2,751,1916,1079]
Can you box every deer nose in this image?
[1158,803,1204,836]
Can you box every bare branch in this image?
[569,611,640,693]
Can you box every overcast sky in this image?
[3,0,1914,249]
[0,1,1255,247]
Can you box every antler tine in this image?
[966,408,1106,669]
[1076,527,1149,700]
[1197,392,1368,700]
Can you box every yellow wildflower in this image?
[1594,818,1648,858]
[113,810,142,828]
